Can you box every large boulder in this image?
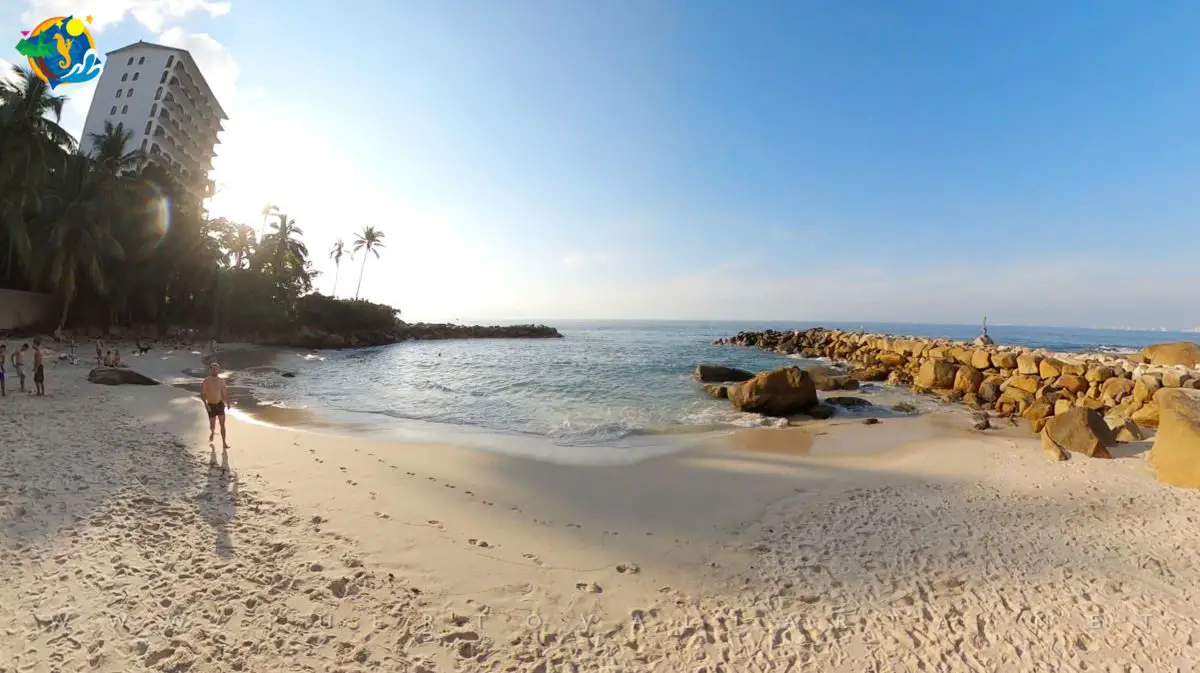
[1131,400,1160,428]
[1006,374,1041,394]
[1132,375,1162,406]
[694,365,755,383]
[1016,353,1042,376]
[807,366,860,391]
[1140,341,1200,368]
[1041,407,1116,459]
[953,365,984,394]
[1100,377,1135,406]
[970,349,993,371]
[727,367,819,417]
[1149,389,1200,488]
[1054,374,1089,395]
[87,367,160,386]
[990,352,1018,370]
[915,359,957,390]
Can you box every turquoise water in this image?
[235,321,1197,459]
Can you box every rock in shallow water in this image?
[727,367,818,417]
[694,365,755,383]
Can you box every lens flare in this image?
[141,187,172,247]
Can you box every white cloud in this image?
[0,57,19,86]
[156,27,240,111]
[19,0,231,34]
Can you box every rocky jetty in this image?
[715,328,1200,472]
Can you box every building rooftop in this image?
[105,40,228,120]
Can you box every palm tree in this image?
[328,237,351,298]
[261,212,310,291]
[352,225,385,300]
[0,64,77,281]
[258,202,278,242]
[222,222,257,269]
[38,153,124,331]
[87,121,142,175]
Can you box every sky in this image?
[3,1,1200,328]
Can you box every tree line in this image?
[0,65,394,338]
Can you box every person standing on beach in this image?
[95,338,103,367]
[32,339,45,396]
[0,344,7,397]
[11,344,27,393]
[201,362,231,449]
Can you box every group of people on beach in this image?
[0,339,46,397]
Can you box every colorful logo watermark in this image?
[15,15,103,88]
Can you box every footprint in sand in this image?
[464,490,474,496]
[603,530,618,536]
[427,477,436,482]
[427,520,443,529]
[566,523,582,529]
[522,553,543,566]
[374,512,391,520]
[443,484,456,490]
[405,472,415,477]
[482,501,494,506]
[575,582,603,593]
[467,538,491,549]
[616,563,640,575]
[369,492,377,500]
[339,467,347,472]
[345,480,357,486]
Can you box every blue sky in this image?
[4,1,1200,327]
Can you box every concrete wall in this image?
[0,289,56,330]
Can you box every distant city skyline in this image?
[3,0,1199,326]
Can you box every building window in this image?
[110,105,117,115]
[127,88,133,97]
[132,72,139,81]
[138,56,145,65]
[155,87,162,100]
[121,105,128,114]
[151,143,160,154]
[160,71,168,84]
[141,139,148,151]
[145,121,152,135]
[166,55,174,67]
[127,57,133,66]
[121,73,128,82]
[116,89,122,98]
[150,104,157,117]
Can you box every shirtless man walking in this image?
[201,362,231,448]
[32,339,45,396]
[11,344,27,393]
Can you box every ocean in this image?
[216,321,1198,463]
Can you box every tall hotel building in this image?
[80,41,226,199]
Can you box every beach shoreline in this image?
[3,348,1200,671]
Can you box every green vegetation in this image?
[0,64,396,338]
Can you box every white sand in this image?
[2,351,1200,671]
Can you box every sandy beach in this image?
[3,347,1200,672]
